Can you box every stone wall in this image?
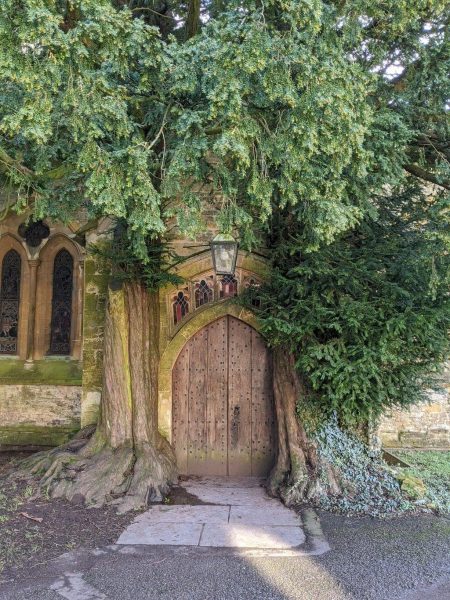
[80,223,111,427]
[0,383,81,447]
[378,366,450,449]
[0,359,82,447]
[80,254,109,427]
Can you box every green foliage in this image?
[3,0,447,257]
[90,220,184,290]
[396,450,450,513]
[318,425,449,516]
[252,184,450,423]
[163,1,380,250]
[397,473,427,500]
[315,419,409,516]
[0,0,165,259]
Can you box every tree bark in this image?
[267,348,342,506]
[22,281,177,512]
[185,0,201,39]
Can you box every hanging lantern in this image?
[210,233,238,276]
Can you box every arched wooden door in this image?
[172,316,276,476]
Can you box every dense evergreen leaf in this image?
[0,0,448,419]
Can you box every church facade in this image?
[0,207,449,465]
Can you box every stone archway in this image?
[159,303,265,443]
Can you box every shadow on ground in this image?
[0,511,449,599]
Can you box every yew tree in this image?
[0,0,448,511]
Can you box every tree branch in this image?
[404,163,450,190]
[0,147,73,181]
[0,147,34,178]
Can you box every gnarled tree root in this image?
[266,349,344,507]
[18,427,178,513]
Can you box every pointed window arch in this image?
[49,249,73,355]
[173,290,190,325]
[219,274,238,299]
[194,277,214,308]
[0,250,21,354]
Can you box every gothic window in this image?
[49,249,73,355]
[173,290,190,325]
[0,250,21,354]
[194,277,214,308]
[219,274,238,299]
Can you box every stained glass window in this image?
[219,274,238,299]
[173,291,189,324]
[194,278,214,308]
[49,249,73,355]
[0,250,21,354]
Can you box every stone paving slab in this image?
[135,505,230,524]
[117,522,203,546]
[200,524,306,548]
[229,504,301,526]
[180,476,265,488]
[117,477,306,550]
[182,484,275,506]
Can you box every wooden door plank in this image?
[187,327,208,475]
[251,329,276,476]
[227,316,252,476]
[172,344,189,475]
[205,317,228,475]
[173,315,276,478]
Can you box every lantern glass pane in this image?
[212,242,237,275]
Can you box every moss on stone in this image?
[81,255,109,393]
[0,360,82,385]
[397,473,427,500]
[0,424,79,447]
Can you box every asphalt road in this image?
[1,512,449,600]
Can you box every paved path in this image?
[117,477,307,551]
[1,478,450,600]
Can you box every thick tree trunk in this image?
[267,348,343,506]
[22,281,177,512]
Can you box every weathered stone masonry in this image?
[0,358,82,447]
[377,365,450,449]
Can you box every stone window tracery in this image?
[173,289,190,325]
[0,250,21,354]
[18,220,50,248]
[219,274,238,299]
[0,227,84,360]
[194,276,214,308]
[168,269,263,330]
[49,249,74,355]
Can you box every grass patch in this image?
[395,450,450,514]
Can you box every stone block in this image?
[0,384,81,447]
[200,524,305,548]
[379,433,401,447]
